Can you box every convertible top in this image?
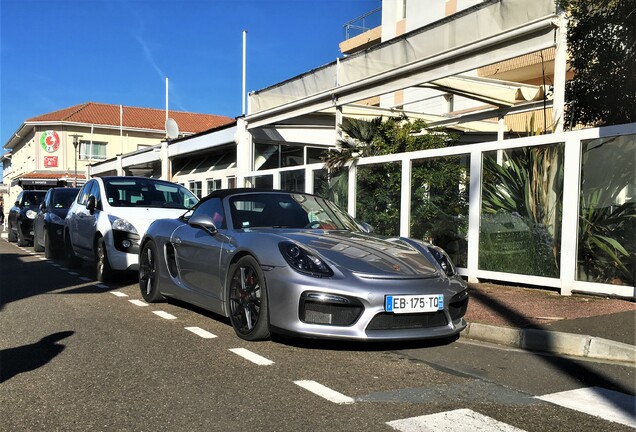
[202,188,320,202]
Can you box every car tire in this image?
[44,231,55,258]
[7,222,17,242]
[227,256,270,341]
[96,237,115,282]
[17,224,28,247]
[139,240,165,303]
[64,232,82,268]
[34,231,44,252]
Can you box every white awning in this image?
[425,75,547,107]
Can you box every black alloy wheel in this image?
[227,256,270,341]
[139,240,164,303]
[96,237,114,282]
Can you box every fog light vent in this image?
[300,292,363,326]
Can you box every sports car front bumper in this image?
[263,265,468,341]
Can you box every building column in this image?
[553,10,568,133]
[160,141,169,180]
[235,118,253,187]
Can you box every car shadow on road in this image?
[468,289,635,412]
[272,334,460,352]
[0,331,74,383]
[0,250,134,310]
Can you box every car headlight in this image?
[427,245,456,277]
[111,218,139,234]
[26,210,37,219]
[279,242,333,278]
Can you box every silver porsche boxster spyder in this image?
[139,189,468,342]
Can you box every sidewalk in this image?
[463,282,636,364]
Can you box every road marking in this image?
[185,327,217,339]
[387,409,526,431]
[95,283,109,289]
[294,380,355,405]
[537,387,636,428]
[229,348,274,366]
[129,299,148,307]
[60,267,69,271]
[111,291,128,297]
[38,257,47,261]
[153,311,177,320]
[68,271,79,276]
[79,277,92,282]
[51,263,61,267]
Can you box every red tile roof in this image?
[21,171,85,180]
[26,102,234,134]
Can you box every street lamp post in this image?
[69,134,83,187]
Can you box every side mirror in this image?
[87,196,96,214]
[188,213,218,236]
[360,222,374,234]
[15,201,19,207]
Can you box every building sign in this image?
[44,156,58,167]
[40,130,61,153]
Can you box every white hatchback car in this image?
[64,176,199,281]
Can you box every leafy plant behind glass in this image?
[578,137,635,285]
[480,145,564,277]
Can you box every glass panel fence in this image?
[356,162,401,236]
[479,143,564,278]
[313,169,348,210]
[410,154,470,268]
[577,134,635,286]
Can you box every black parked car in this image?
[8,190,47,246]
[34,187,80,258]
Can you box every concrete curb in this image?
[462,322,636,365]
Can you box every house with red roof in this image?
[2,102,233,204]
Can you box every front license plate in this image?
[385,294,444,313]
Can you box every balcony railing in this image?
[343,6,382,40]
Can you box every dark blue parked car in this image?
[33,187,80,258]
[8,190,47,246]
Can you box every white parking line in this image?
[387,409,526,431]
[68,272,79,276]
[537,387,636,428]
[79,277,92,282]
[293,380,355,405]
[153,311,177,320]
[129,299,148,307]
[229,348,274,366]
[60,267,69,271]
[111,291,128,297]
[38,257,47,261]
[51,263,61,267]
[185,327,217,339]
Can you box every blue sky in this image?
[0,0,380,149]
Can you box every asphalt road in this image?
[1,236,635,431]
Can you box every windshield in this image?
[228,192,362,231]
[104,178,199,209]
[23,192,46,207]
[52,189,79,209]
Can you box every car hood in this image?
[108,208,187,236]
[264,230,439,278]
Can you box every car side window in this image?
[191,198,225,229]
[77,181,94,206]
[16,192,24,207]
[89,181,102,210]
[44,190,52,210]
